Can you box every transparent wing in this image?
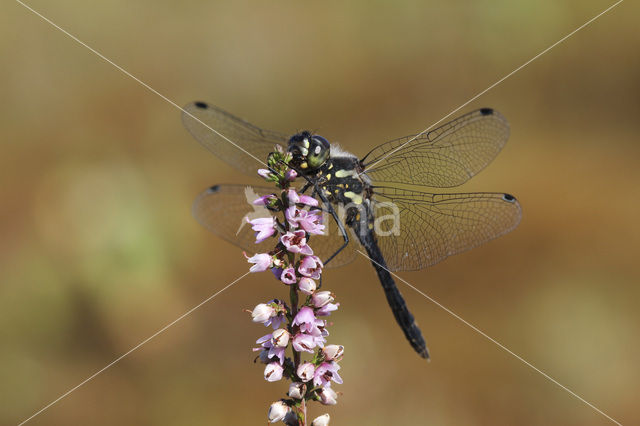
[192,184,356,269]
[361,108,509,188]
[182,102,289,176]
[371,186,521,271]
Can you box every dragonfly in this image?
[183,101,522,359]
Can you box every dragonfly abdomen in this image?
[353,215,429,359]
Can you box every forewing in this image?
[182,102,289,176]
[192,184,356,268]
[371,187,521,271]
[362,108,509,188]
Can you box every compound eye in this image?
[312,135,330,150]
[306,135,329,169]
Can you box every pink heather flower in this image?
[288,382,305,399]
[313,333,328,349]
[312,413,331,425]
[245,252,272,273]
[285,207,325,235]
[322,345,344,362]
[312,291,334,308]
[280,267,297,285]
[264,362,284,382]
[298,255,323,279]
[287,189,300,204]
[255,334,286,365]
[285,169,298,181]
[292,306,323,334]
[299,194,319,207]
[272,328,290,347]
[297,362,315,382]
[284,207,300,227]
[268,400,290,423]
[292,333,317,353]
[251,303,276,323]
[313,362,343,387]
[287,189,319,207]
[253,194,277,206]
[317,387,338,406]
[298,277,316,295]
[248,217,276,243]
[280,230,313,255]
[316,302,339,317]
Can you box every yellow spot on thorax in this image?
[335,169,354,178]
[344,191,363,204]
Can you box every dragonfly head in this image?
[287,131,330,173]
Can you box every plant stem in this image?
[289,283,306,426]
[300,397,307,426]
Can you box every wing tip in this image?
[502,193,517,202]
[477,107,508,126]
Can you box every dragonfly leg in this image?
[275,159,349,266]
[299,181,313,194]
[313,181,350,268]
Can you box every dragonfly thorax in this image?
[287,131,330,173]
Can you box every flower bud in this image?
[312,291,334,308]
[285,169,298,181]
[253,194,277,206]
[287,382,306,399]
[312,414,331,426]
[298,277,316,295]
[272,328,290,347]
[322,345,344,361]
[264,362,284,382]
[317,386,338,405]
[296,362,315,382]
[251,303,275,323]
[258,169,274,179]
[268,400,290,423]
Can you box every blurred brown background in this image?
[1,0,639,425]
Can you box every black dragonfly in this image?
[183,102,522,359]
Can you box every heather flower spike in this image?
[245,151,343,425]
